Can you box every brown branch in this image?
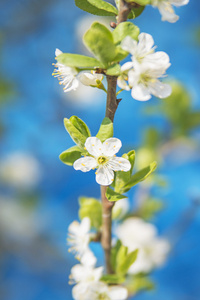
[117,0,139,24]
[100,0,137,275]
[100,185,115,274]
[106,75,118,122]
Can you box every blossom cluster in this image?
[68,217,128,300]
[53,32,171,102]
[67,215,170,300]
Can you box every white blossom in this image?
[73,137,131,186]
[67,217,92,260]
[121,33,170,69]
[112,198,130,220]
[151,0,189,23]
[0,152,40,188]
[72,281,128,300]
[116,217,170,274]
[118,33,171,100]
[127,61,171,101]
[53,49,103,92]
[70,264,103,285]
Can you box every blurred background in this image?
[0,1,200,300]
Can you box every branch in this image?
[117,0,140,24]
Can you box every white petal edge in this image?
[96,166,114,186]
[102,138,122,156]
[131,84,152,101]
[108,157,131,172]
[85,137,103,157]
[73,157,97,172]
[108,286,128,300]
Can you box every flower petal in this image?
[73,157,97,172]
[138,32,154,54]
[108,286,128,300]
[77,71,103,86]
[108,157,131,172]
[171,0,189,7]
[96,166,114,186]
[80,217,91,234]
[149,81,172,99]
[85,137,103,157]
[80,249,97,267]
[55,48,63,56]
[131,84,152,101]
[102,138,122,156]
[121,36,137,55]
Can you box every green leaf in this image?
[112,46,129,62]
[70,116,91,139]
[128,5,145,19]
[84,22,117,66]
[125,0,150,4]
[106,64,121,76]
[96,117,113,142]
[64,117,88,149]
[79,197,102,229]
[126,274,155,294]
[56,53,105,69]
[101,274,125,284]
[117,249,138,275]
[88,0,118,15]
[106,187,127,202]
[114,150,135,193]
[111,240,122,271]
[112,22,140,45]
[123,161,157,192]
[75,0,118,16]
[59,146,82,166]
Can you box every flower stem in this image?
[100,0,135,274]
[100,185,115,274]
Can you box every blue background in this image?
[0,1,200,300]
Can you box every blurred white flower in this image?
[0,152,40,188]
[73,137,131,186]
[72,281,128,300]
[116,217,170,274]
[127,61,171,101]
[121,33,170,69]
[53,49,103,92]
[112,198,129,220]
[0,197,38,240]
[118,33,171,101]
[67,217,91,260]
[151,0,189,23]
[70,264,103,285]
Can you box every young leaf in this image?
[114,150,135,193]
[59,146,82,166]
[96,117,113,142]
[123,161,157,192]
[106,64,121,76]
[117,249,138,275]
[88,0,118,15]
[84,22,117,66]
[70,116,91,139]
[56,53,105,69]
[111,240,122,271]
[79,197,102,229]
[106,187,127,202]
[128,5,145,19]
[64,118,88,149]
[112,22,140,45]
[101,274,125,284]
[126,0,150,5]
[75,0,118,16]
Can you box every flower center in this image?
[140,73,156,86]
[97,156,108,165]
